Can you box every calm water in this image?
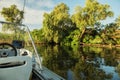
[37,45,120,80]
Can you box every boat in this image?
[0,21,65,80]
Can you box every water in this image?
[37,45,120,80]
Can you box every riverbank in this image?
[0,40,12,43]
[80,43,120,48]
[1,40,120,48]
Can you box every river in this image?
[37,45,120,80]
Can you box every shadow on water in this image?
[37,44,120,80]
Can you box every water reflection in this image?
[37,45,120,80]
[67,69,75,80]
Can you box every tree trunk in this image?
[79,27,86,43]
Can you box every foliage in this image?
[100,23,119,45]
[0,4,25,40]
[71,0,113,42]
[42,3,75,44]
[116,16,120,27]
[0,32,13,41]
[31,29,45,42]
[1,5,24,30]
[33,0,120,46]
[1,5,24,23]
[62,29,79,46]
[90,35,103,44]
[83,34,93,43]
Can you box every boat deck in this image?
[32,66,65,80]
[32,71,41,80]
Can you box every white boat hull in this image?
[0,56,32,80]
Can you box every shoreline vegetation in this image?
[1,39,120,48]
[80,43,120,48]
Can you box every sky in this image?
[0,0,120,30]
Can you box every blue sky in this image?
[0,0,120,30]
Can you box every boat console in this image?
[0,43,17,57]
[12,40,25,49]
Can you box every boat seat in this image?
[22,51,28,56]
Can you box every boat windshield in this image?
[0,22,36,54]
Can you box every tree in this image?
[31,29,45,42]
[116,16,120,27]
[113,15,120,44]
[71,0,114,42]
[42,3,74,44]
[1,5,24,31]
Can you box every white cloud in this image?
[0,0,55,30]
[0,0,23,10]
[37,0,55,8]
[24,7,47,25]
[26,0,55,9]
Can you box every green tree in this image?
[42,3,74,44]
[116,16,120,27]
[31,29,45,42]
[101,23,118,45]
[71,0,113,43]
[113,15,120,44]
[1,5,24,31]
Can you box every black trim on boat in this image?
[0,61,25,68]
[32,68,47,80]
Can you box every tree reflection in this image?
[103,48,118,67]
[37,45,77,78]
[74,54,112,80]
[116,64,120,77]
[37,45,120,80]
